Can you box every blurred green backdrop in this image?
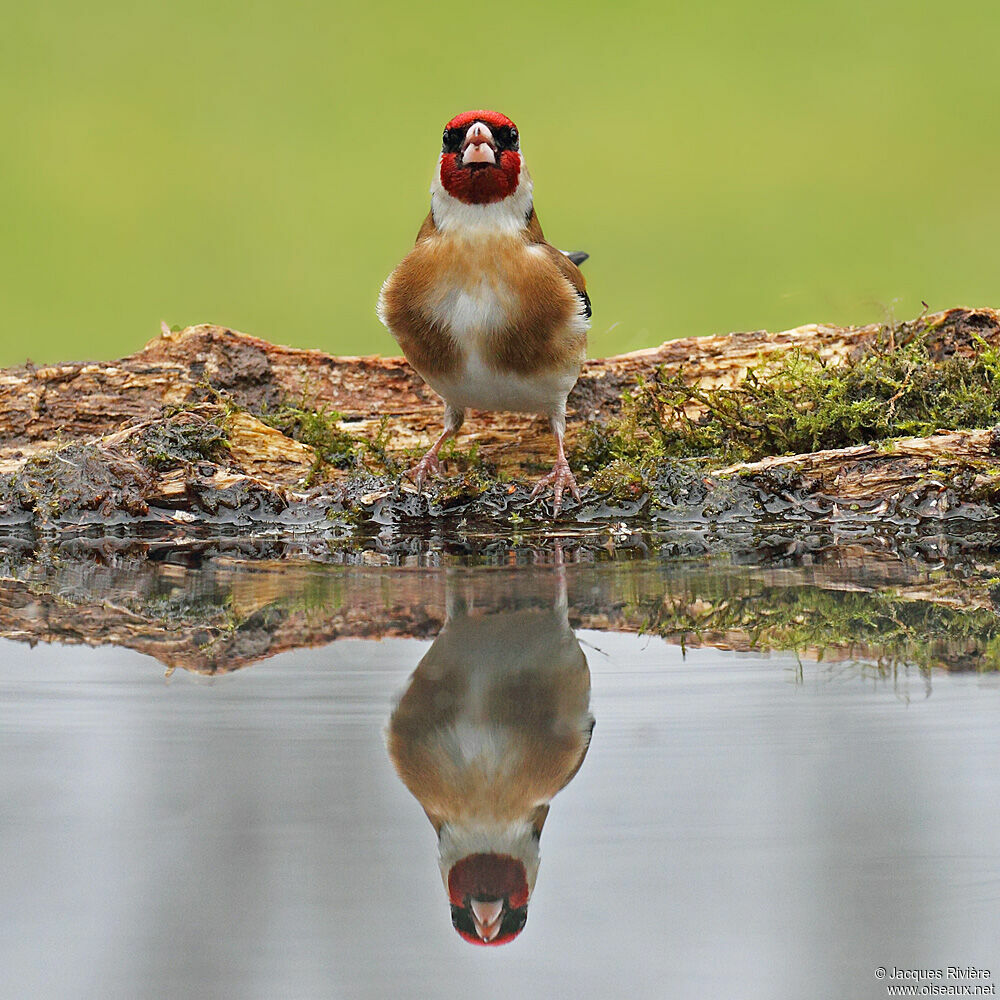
[1,0,998,366]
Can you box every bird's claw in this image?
[530,460,581,515]
[407,453,443,492]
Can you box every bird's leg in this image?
[530,413,582,515]
[407,405,465,491]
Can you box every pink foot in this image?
[530,459,582,515]
[407,452,443,491]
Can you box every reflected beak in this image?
[461,122,497,166]
[470,898,504,941]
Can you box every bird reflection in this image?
[387,571,594,946]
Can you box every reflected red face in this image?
[447,853,530,946]
[438,110,523,205]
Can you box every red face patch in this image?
[439,150,522,205]
[447,853,531,946]
[439,110,522,205]
[447,853,529,908]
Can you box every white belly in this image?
[423,349,580,416]
[429,279,513,337]
[417,252,584,415]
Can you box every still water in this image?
[1,557,999,999]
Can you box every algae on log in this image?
[2,307,1000,537]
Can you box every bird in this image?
[386,572,594,945]
[377,109,592,513]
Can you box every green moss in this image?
[639,582,1000,673]
[193,377,248,420]
[575,332,1000,468]
[439,437,478,468]
[363,416,404,477]
[136,412,230,469]
[431,466,494,507]
[259,402,358,484]
[587,458,655,501]
[438,438,501,478]
[129,591,236,629]
[259,403,416,484]
[10,442,152,519]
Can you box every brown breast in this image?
[379,214,588,380]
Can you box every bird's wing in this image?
[525,207,546,243]
[415,210,437,242]
[545,245,591,319]
[552,249,591,318]
[525,209,592,319]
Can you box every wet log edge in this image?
[1,307,1000,530]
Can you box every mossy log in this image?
[7,307,994,472]
[1,307,1000,535]
[2,553,998,675]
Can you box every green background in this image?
[2,0,998,367]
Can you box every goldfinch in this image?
[387,578,593,944]
[377,110,592,512]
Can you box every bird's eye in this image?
[510,128,518,147]
[442,128,464,153]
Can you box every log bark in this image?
[2,307,995,470]
[1,307,999,531]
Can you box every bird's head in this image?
[446,852,531,946]
[430,110,532,232]
[438,110,523,205]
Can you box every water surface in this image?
[2,559,998,999]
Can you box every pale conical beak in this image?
[470,898,504,941]
[462,122,497,165]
